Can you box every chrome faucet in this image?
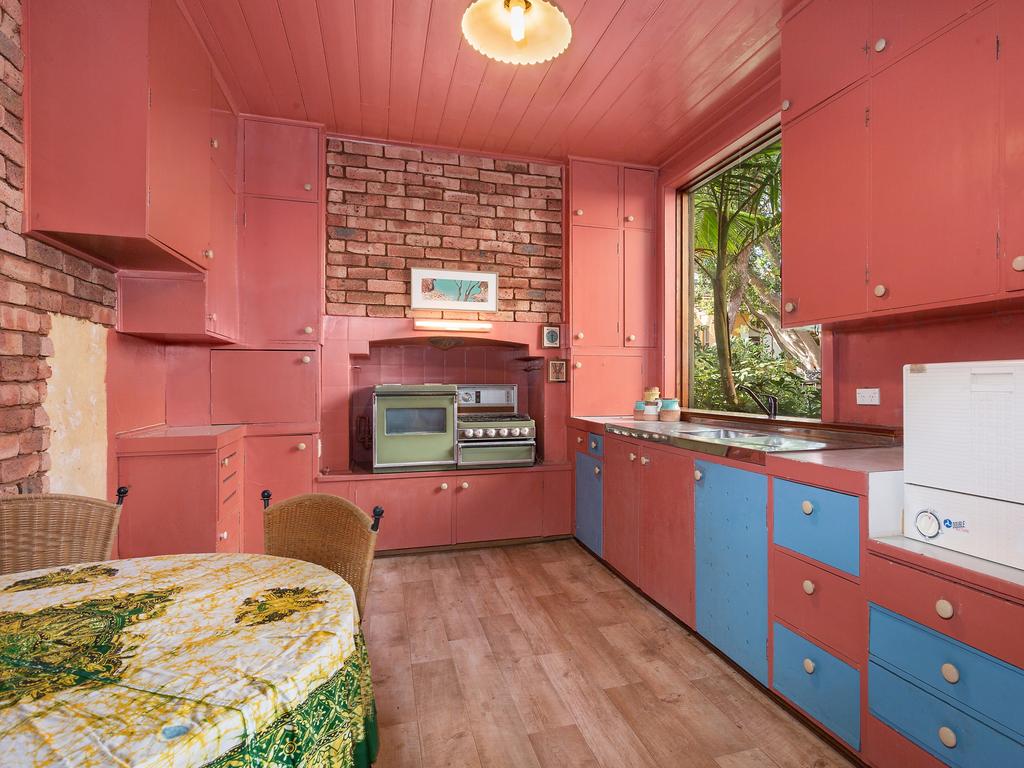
[738,385,779,419]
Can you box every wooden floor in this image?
[363,539,855,768]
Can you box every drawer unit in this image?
[869,662,1024,767]
[773,478,860,575]
[569,428,587,453]
[772,623,861,749]
[865,553,1024,669]
[870,605,1024,738]
[586,432,604,457]
[216,497,241,553]
[772,547,865,662]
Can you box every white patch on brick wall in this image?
[46,314,108,497]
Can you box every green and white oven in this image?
[352,384,458,472]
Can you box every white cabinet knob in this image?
[574,209,583,216]
[593,466,601,477]
[874,284,887,297]
[203,249,215,259]
[694,469,703,481]
[576,436,583,444]
[626,215,635,222]
[221,458,229,467]
[802,579,815,595]
[802,658,816,675]
[874,37,887,52]
[575,331,584,339]
[935,598,955,620]
[640,456,650,465]
[440,482,449,490]
[801,500,814,515]
[296,442,307,451]
[941,662,960,684]
[627,334,636,342]
[461,481,470,490]
[629,452,637,461]
[301,355,312,364]
[303,183,313,191]
[210,137,220,149]
[784,301,796,313]
[1012,255,1024,272]
[781,99,792,111]
[303,326,314,335]
[590,440,597,449]
[218,531,229,541]
[574,362,582,369]
[207,313,218,322]
[938,726,957,749]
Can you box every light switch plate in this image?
[856,388,881,406]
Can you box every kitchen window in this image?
[681,136,822,419]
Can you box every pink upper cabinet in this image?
[243,120,321,201]
[1002,0,1024,292]
[570,225,622,348]
[623,228,657,347]
[570,160,620,228]
[211,78,239,190]
[623,168,656,230]
[211,349,319,426]
[869,0,980,68]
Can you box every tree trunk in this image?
[712,270,738,406]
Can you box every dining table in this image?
[0,552,379,767]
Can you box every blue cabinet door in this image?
[575,452,603,556]
[695,460,768,685]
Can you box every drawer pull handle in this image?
[574,361,582,369]
[303,326,314,335]
[784,301,796,313]
[626,215,635,222]
[575,208,583,216]
[1013,255,1024,272]
[440,482,449,490]
[802,658,815,675]
[935,598,955,620]
[301,355,312,364]
[802,579,815,595]
[801,500,814,515]
[304,183,313,191]
[694,469,702,481]
[576,436,583,444]
[590,440,597,449]
[938,726,957,749]
[593,467,601,477]
[296,442,307,451]
[627,334,636,342]
[461,482,470,490]
[218,531,228,541]
[640,456,650,465]
[221,458,229,467]
[629,453,636,462]
[941,662,960,684]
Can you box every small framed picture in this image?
[541,326,561,348]
[547,359,568,383]
[410,267,498,312]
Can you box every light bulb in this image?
[509,1,526,42]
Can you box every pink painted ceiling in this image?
[182,0,789,166]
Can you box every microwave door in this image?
[373,394,457,469]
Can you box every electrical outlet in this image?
[856,388,881,406]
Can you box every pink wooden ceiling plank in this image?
[387,0,433,142]
[239,0,308,120]
[196,0,279,115]
[456,62,518,151]
[277,0,336,126]
[181,0,250,112]
[354,0,395,140]
[316,0,363,135]
[433,44,490,148]
[411,0,466,145]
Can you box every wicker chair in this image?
[261,491,384,617]
[0,487,128,575]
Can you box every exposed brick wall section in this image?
[0,1,117,493]
[326,138,563,322]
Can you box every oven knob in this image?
[474,429,484,437]
[499,428,509,437]
[521,427,531,436]
[485,428,497,437]
[511,428,521,436]
[462,429,474,438]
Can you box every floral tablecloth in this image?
[0,553,379,768]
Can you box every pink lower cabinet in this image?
[542,469,572,536]
[211,349,318,425]
[455,472,544,544]
[242,434,317,553]
[350,476,454,551]
[571,354,643,416]
[603,437,640,583]
[115,426,245,557]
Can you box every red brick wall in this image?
[325,138,563,322]
[0,1,117,493]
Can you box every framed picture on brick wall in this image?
[410,268,498,313]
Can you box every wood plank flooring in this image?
[362,539,855,768]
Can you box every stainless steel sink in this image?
[689,428,767,440]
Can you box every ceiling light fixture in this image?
[461,0,572,66]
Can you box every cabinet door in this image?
[543,470,572,536]
[211,77,238,190]
[570,225,622,348]
[1002,0,1024,292]
[207,170,239,340]
[870,0,978,66]
[575,452,603,556]
[350,476,453,551]
[211,349,318,425]
[240,197,321,343]
[623,228,656,346]
[694,460,768,685]
[781,0,870,122]
[243,119,320,201]
[623,168,656,229]
[781,85,869,325]
[569,160,620,228]
[639,446,695,624]
[603,438,640,584]
[454,472,544,544]
[242,434,316,553]
[147,0,211,265]
[869,9,999,311]
[571,354,643,416]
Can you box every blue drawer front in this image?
[695,461,768,685]
[869,662,1024,767]
[587,432,604,457]
[870,605,1024,738]
[773,479,860,576]
[773,623,861,749]
[574,452,602,556]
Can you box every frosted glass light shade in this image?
[461,0,572,65]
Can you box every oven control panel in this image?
[457,384,516,409]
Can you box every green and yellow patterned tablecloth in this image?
[0,553,379,767]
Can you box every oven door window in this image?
[384,407,448,435]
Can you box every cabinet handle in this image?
[938,726,957,749]
[593,467,601,477]
[626,215,635,222]
[221,458,229,467]
[296,442,307,451]
[935,598,955,620]
[874,37,887,52]
[802,658,815,675]
[575,331,584,340]
[629,452,636,461]
[210,137,220,149]
[781,99,792,111]
[304,183,313,191]
[874,284,887,298]
[207,313,218,323]
[303,326,314,335]
[801,500,814,515]
[440,482,449,490]
[203,249,215,259]
[627,334,636,342]
[1012,255,1024,272]
[301,355,312,364]
[218,531,229,541]
[784,301,796,314]
[461,481,470,490]
[576,436,583,444]
[940,662,960,684]
[574,362,582,369]
[574,208,583,216]
[694,469,702,481]
[640,456,650,465]
[802,579,815,595]
[590,440,597,449]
